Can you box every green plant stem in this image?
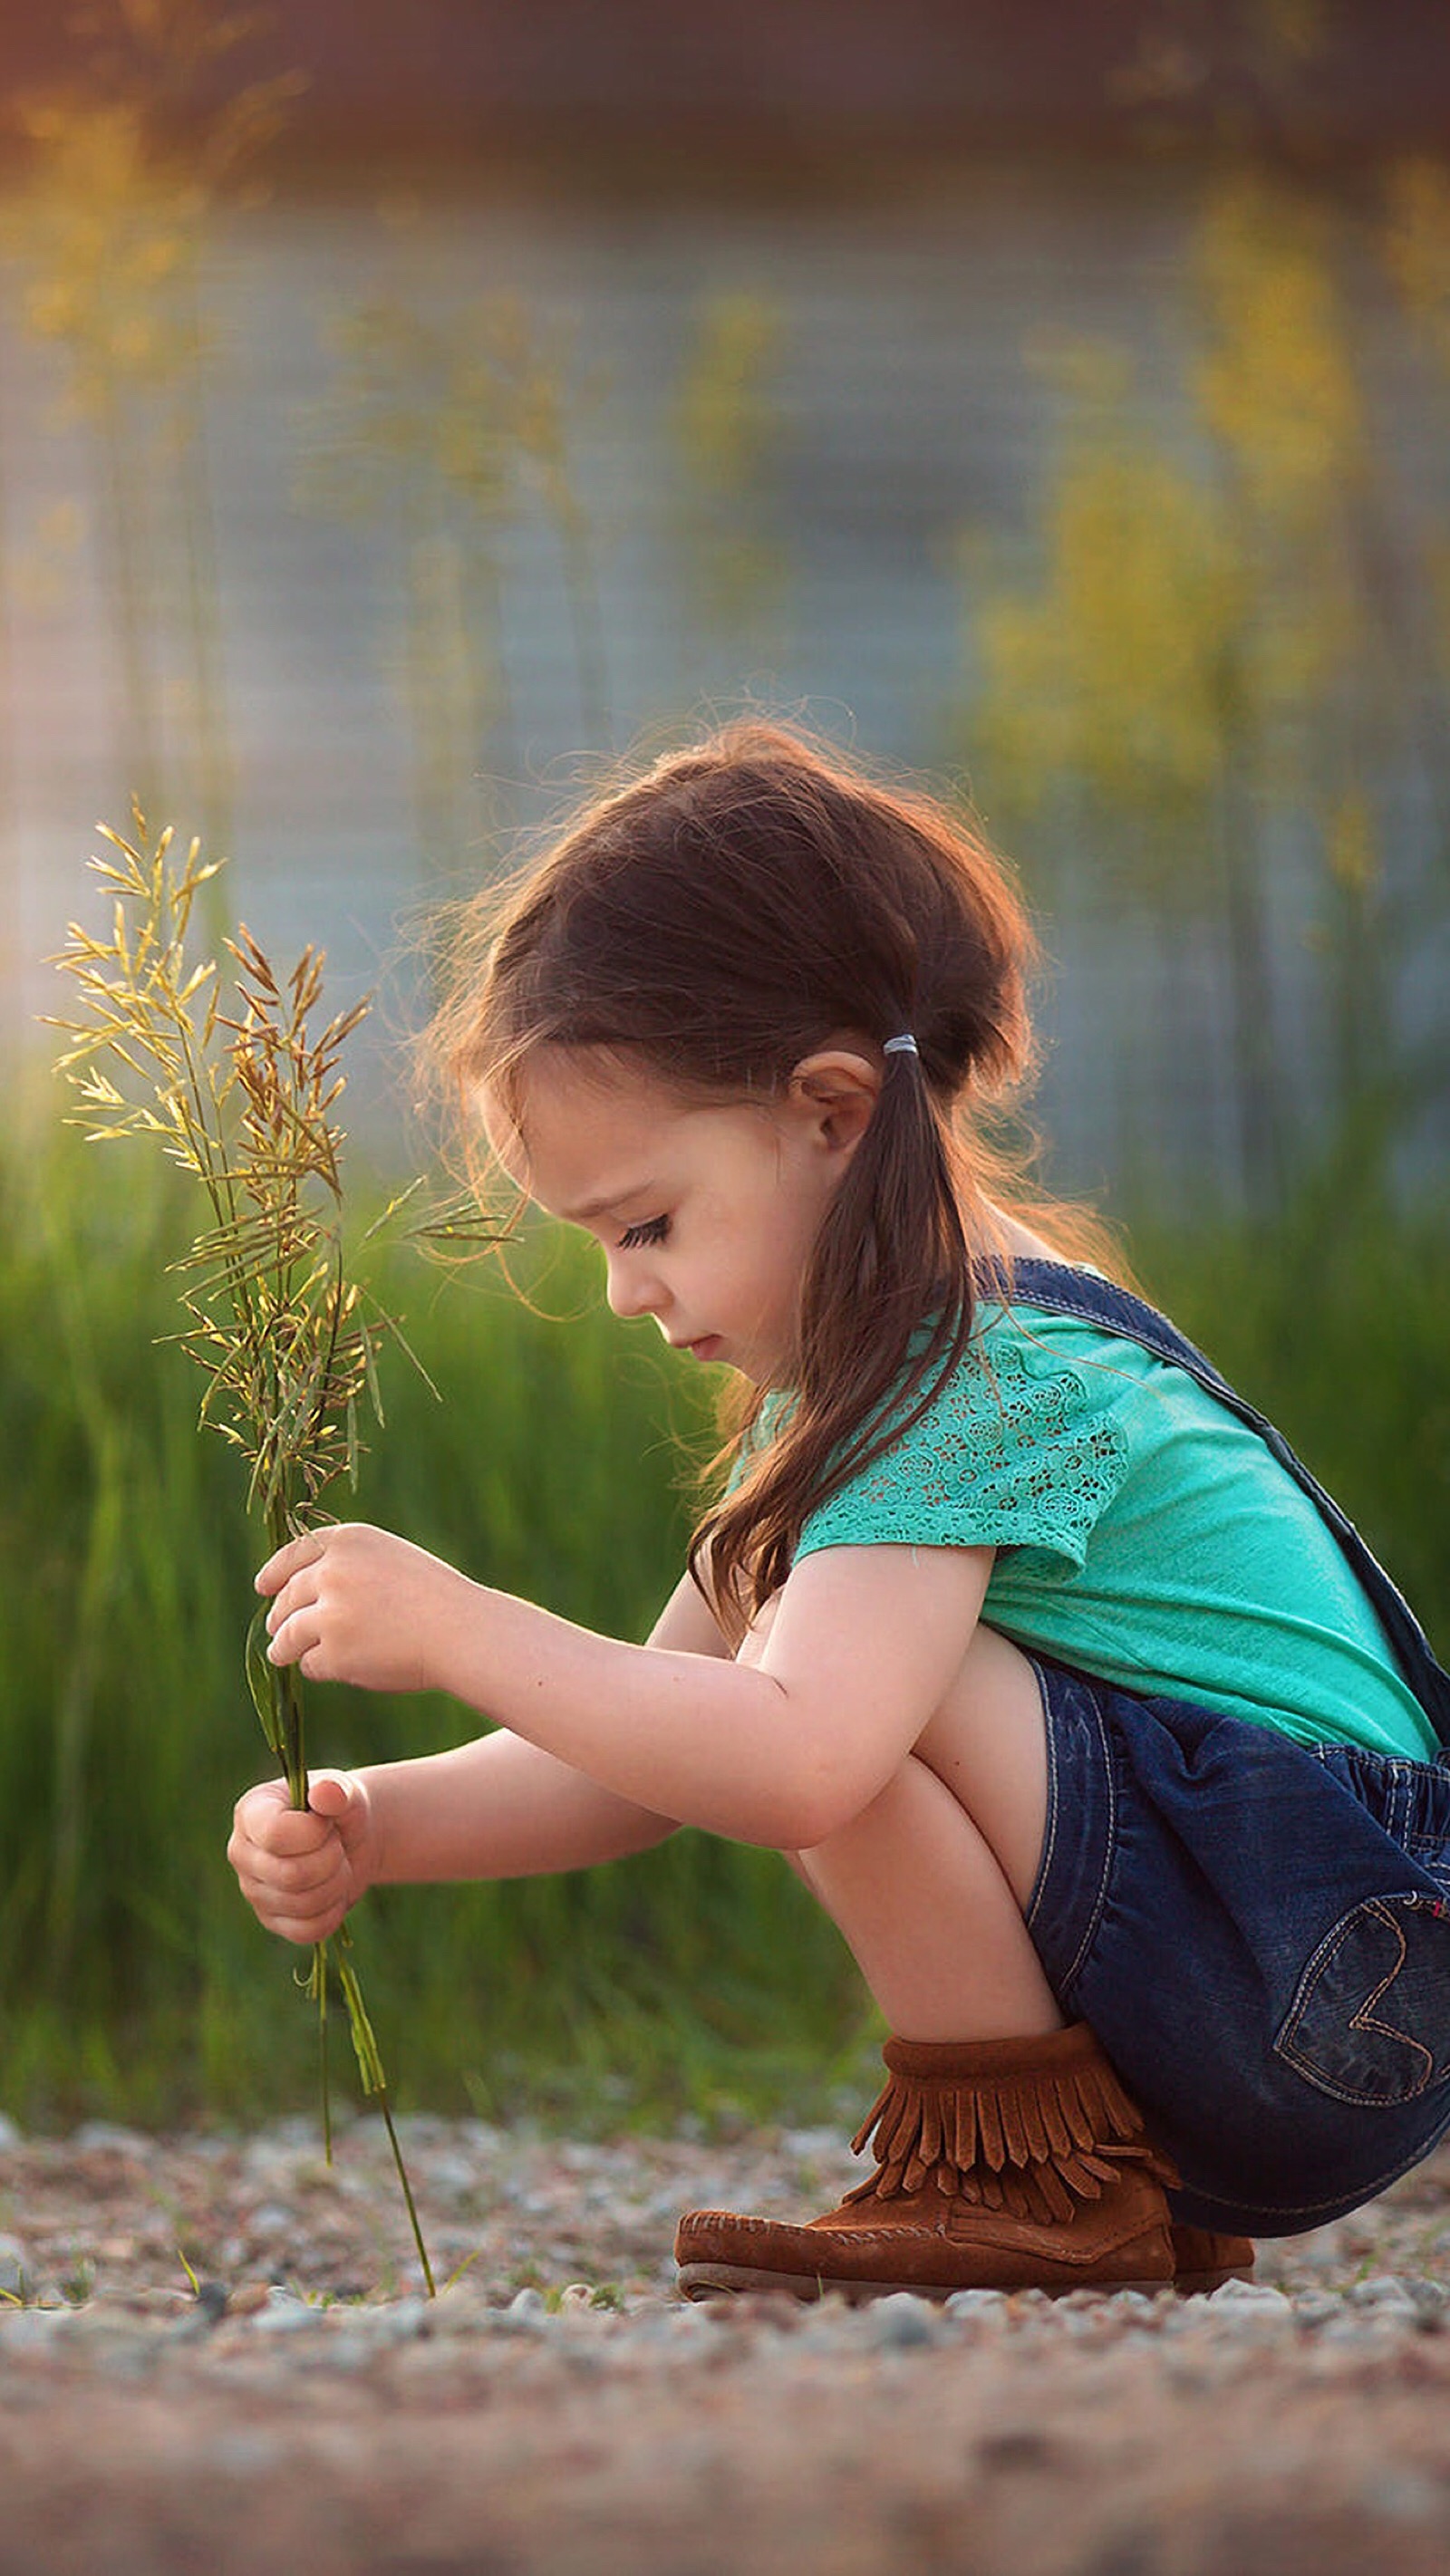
[314,1937,333,2166]
[335,1937,436,2296]
[255,1503,432,2291]
[376,2079,437,2298]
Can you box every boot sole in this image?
[677,2260,1175,2305]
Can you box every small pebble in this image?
[70,2122,154,2158]
[1314,2311,1409,2349]
[1289,2292,1342,2329]
[1348,2273,1416,2308]
[0,2309,72,2349]
[226,2282,272,2318]
[201,2431,285,2477]
[248,2205,296,2239]
[252,2291,322,2335]
[423,2156,478,2200]
[369,2297,430,2345]
[795,2311,859,2355]
[863,2291,938,2350]
[627,2308,714,2349]
[1205,2279,1290,2308]
[780,2128,842,2160]
[1360,2467,1443,2523]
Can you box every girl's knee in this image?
[911,1627,1049,1908]
[788,1628,1049,1902]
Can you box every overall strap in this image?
[983,1259,1450,1751]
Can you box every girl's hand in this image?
[257,1523,472,1694]
[227,1770,375,1945]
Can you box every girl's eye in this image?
[619,1215,670,1250]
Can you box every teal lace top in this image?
[785,1297,1434,1761]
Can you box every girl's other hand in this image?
[256,1522,472,1694]
[227,1770,375,1945]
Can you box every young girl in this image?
[228,721,1450,2303]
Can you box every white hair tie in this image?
[883,1033,919,1057]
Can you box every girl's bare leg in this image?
[790,1623,1060,2040]
[678,1626,1203,2302]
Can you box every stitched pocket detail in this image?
[1404,1836,1450,1902]
[1275,1894,1450,2108]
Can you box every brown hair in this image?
[426,720,1113,1639]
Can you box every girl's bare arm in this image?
[229,1568,727,1944]
[360,1567,723,1879]
[258,1523,993,1852]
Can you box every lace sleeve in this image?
[794,1328,1129,1570]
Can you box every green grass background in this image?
[4,1122,1447,2135]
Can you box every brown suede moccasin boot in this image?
[675,2023,1184,2303]
[1168,2224,1255,2292]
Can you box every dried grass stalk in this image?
[49,815,435,2293]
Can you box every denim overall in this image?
[996,1260,1450,2237]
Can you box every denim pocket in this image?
[1405,1836,1450,1902]
[1275,1892,1450,2107]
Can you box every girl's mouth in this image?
[687,1336,723,1363]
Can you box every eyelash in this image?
[618,1216,670,1250]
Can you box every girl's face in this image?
[494,1047,875,1386]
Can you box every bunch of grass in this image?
[48,817,436,2289]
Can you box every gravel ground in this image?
[5,2112,1450,2573]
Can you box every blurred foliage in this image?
[296,277,607,866]
[1386,158,1450,370]
[671,289,790,642]
[3,0,304,873]
[1134,1180,1450,1664]
[966,163,1450,1205]
[1110,0,1348,148]
[974,351,1244,830]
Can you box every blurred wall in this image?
[1,2,1447,168]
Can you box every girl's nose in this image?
[604,1253,662,1322]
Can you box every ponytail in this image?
[692,1016,983,1634]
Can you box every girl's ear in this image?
[786,1047,882,1153]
